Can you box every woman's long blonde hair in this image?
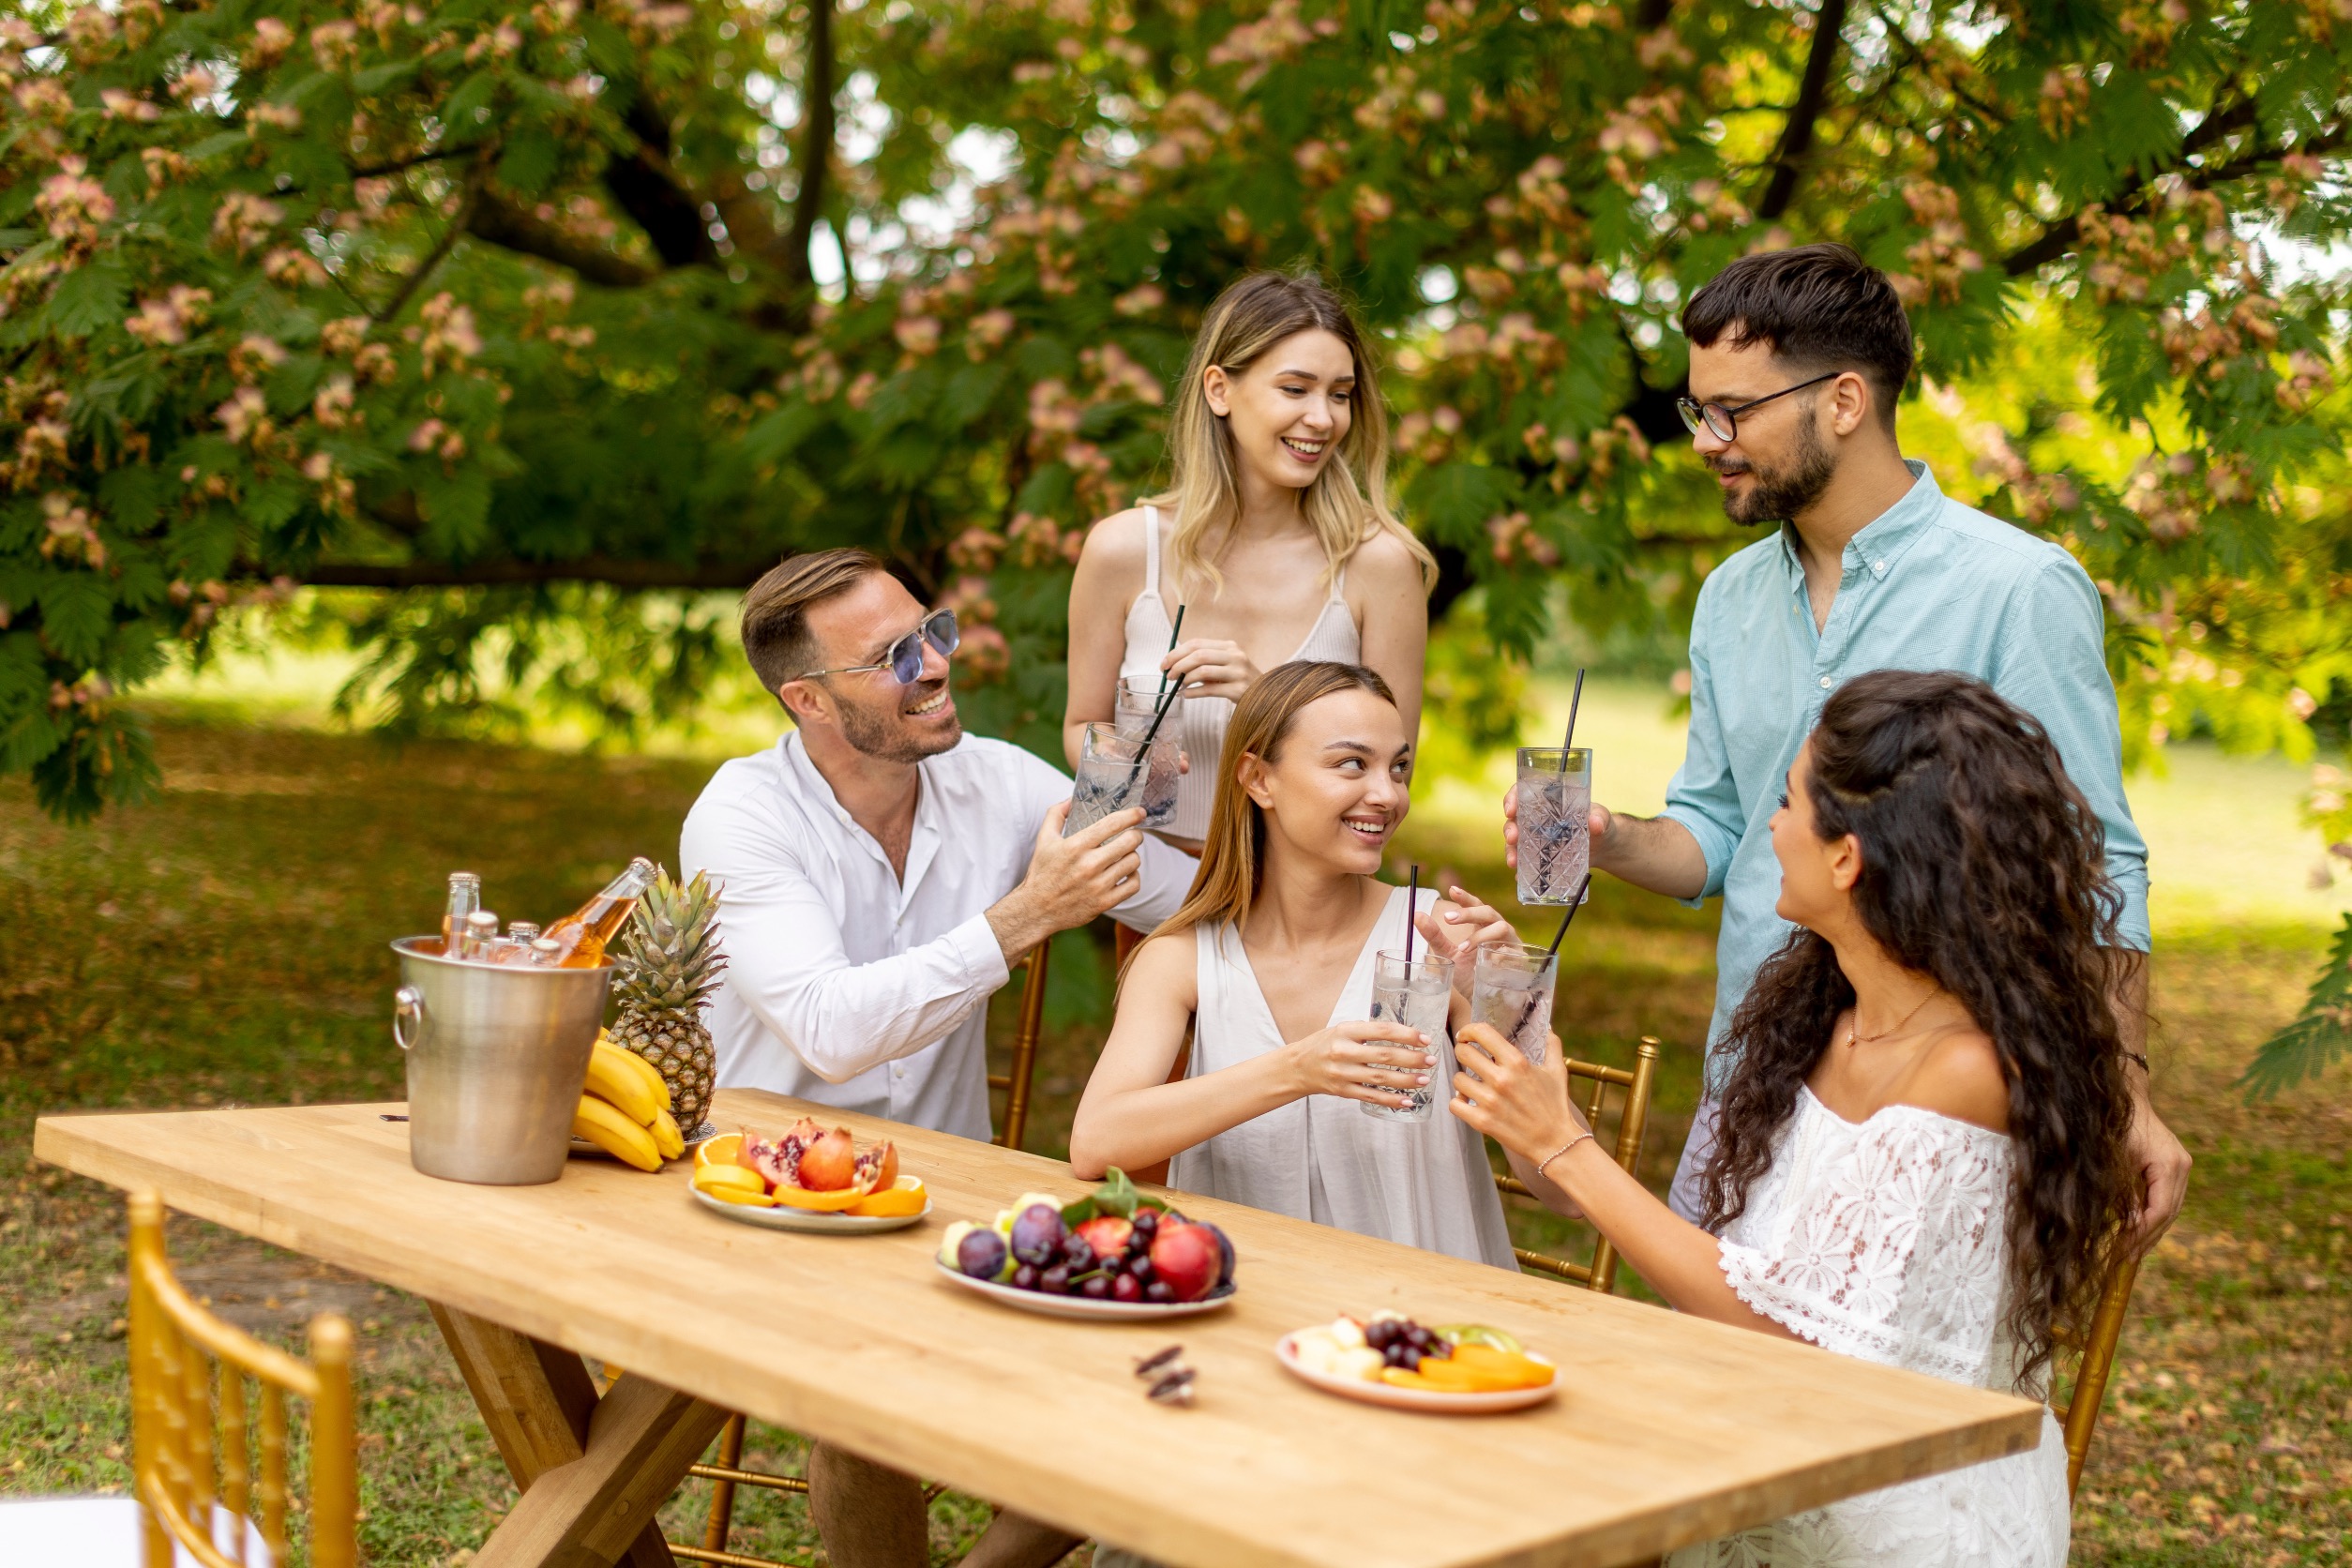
[1142,271,1434,596]
[1154,661,1398,939]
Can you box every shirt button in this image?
[1818,675,1833,689]
[1873,560,1887,575]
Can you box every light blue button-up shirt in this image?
[1659,460,2150,1087]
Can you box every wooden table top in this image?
[38,1090,2046,1568]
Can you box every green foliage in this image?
[7,0,2352,829]
[2240,914,2352,1099]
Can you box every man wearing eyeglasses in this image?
[682,547,1190,1568]
[1505,243,2188,1252]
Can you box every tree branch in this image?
[262,555,778,590]
[1635,0,1675,30]
[2002,92,2269,276]
[782,0,834,295]
[373,171,483,323]
[605,95,723,268]
[2003,113,2332,279]
[1757,0,1849,219]
[467,189,659,287]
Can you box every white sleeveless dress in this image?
[1166,884,1517,1269]
[1119,505,1362,841]
[1668,1089,2071,1568]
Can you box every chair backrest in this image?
[1493,1038,1660,1293]
[986,942,1052,1152]
[128,1189,357,1568]
[2050,1253,2142,1497]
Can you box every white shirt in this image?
[679,731,1194,1141]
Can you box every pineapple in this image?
[611,867,728,1134]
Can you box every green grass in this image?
[5,715,2349,1565]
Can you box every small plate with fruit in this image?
[689,1123,929,1233]
[935,1169,1235,1319]
[1276,1314,1557,1413]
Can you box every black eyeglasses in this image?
[795,609,959,686]
[1676,371,1841,443]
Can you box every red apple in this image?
[1149,1221,1222,1303]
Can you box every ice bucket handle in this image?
[393,985,426,1052]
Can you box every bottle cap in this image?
[449,871,480,886]
[466,911,499,932]
[532,938,559,956]
[507,922,541,941]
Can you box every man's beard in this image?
[1713,412,1837,526]
[836,676,961,764]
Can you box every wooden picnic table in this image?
[37,1089,2046,1568]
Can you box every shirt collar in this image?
[1776,459,1942,590]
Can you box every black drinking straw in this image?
[1116,606,1189,806]
[1511,872,1592,1044]
[1151,604,1188,710]
[1403,864,1420,965]
[1561,666,1586,753]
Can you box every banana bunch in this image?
[573,1032,686,1171]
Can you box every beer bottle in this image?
[540,857,658,969]
[528,937,562,966]
[443,872,481,953]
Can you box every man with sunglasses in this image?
[1504,243,2187,1252]
[682,547,1191,1568]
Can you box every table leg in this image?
[431,1303,731,1568]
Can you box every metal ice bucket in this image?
[390,936,611,1184]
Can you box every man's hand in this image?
[987,801,1145,964]
[2125,1081,2191,1252]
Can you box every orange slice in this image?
[1380,1368,1438,1391]
[697,1133,744,1170]
[846,1175,927,1217]
[767,1182,869,1212]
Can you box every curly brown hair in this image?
[1696,669,2140,1377]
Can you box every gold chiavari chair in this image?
[672,944,1050,1566]
[2051,1254,2143,1496]
[987,942,1052,1153]
[1494,1038,1660,1293]
[128,1187,357,1568]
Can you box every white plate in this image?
[933,1260,1236,1320]
[1273,1332,1558,1414]
[572,1121,718,1159]
[691,1187,931,1234]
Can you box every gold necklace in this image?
[1843,987,1943,1049]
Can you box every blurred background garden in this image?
[9,0,2352,1561]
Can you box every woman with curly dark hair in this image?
[1453,669,2140,1567]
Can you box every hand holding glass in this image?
[1065,721,1180,836]
[1515,747,1591,907]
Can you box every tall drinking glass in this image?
[1470,943,1560,1066]
[1515,746,1592,907]
[1115,675,1185,741]
[1064,721,1181,836]
[1361,950,1450,1123]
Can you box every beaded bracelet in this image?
[1535,1130,1596,1182]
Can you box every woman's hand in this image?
[1162,638,1263,701]
[1449,1024,1587,1163]
[1414,883,1518,968]
[1283,1019,1437,1110]
[1417,884,1518,1007]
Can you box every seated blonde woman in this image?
[1069,661,1515,1267]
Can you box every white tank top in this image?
[1118,506,1362,840]
[1167,885,1518,1270]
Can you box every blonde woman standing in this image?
[1068,662,1516,1268]
[1065,272,1435,855]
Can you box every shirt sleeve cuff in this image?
[1655,805,1735,906]
[946,911,1013,994]
[2107,867,2151,953]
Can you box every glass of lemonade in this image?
[1515,746,1592,907]
[1362,950,1450,1123]
[1064,721,1181,836]
[1470,942,1560,1066]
